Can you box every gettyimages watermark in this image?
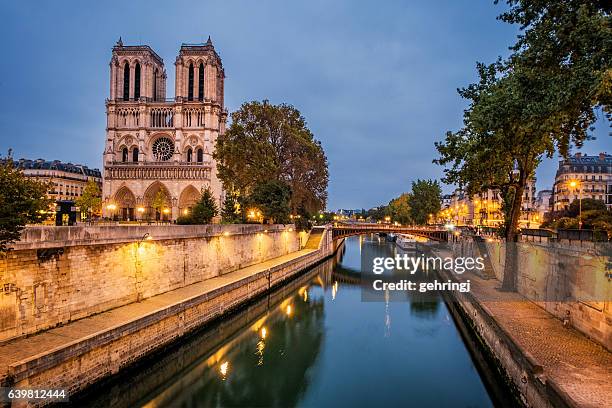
[363,253,483,301]
[358,241,612,302]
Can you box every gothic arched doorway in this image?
[143,181,172,221]
[114,186,136,221]
[178,185,201,217]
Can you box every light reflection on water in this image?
[78,235,496,408]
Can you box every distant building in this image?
[336,209,364,217]
[11,158,102,202]
[440,194,452,209]
[440,178,538,227]
[552,152,612,211]
[535,190,552,220]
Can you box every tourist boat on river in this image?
[395,234,417,251]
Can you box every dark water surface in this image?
[77,235,499,408]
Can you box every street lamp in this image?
[106,203,117,220]
[569,179,582,229]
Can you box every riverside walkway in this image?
[434,246,611,408]
[0,246,322,389]
[468,277,611,408]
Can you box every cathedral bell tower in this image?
[103,37,227,221]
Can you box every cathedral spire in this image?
[206,36,213,46]
[116,36,123,47]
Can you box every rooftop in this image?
[9,158,102,178]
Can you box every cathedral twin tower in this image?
[103,37,226,221]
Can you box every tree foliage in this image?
[0,157,52,250]
[190,187,218,224]
[75,180,101,220]
[152,190,169,216]
[214,100,329,214]
[435,0,611,290]
[248,180,291,224]
[387,193,412,225]
[221,191,241,224]
[408,180,441,225]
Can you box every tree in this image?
[152,190,169,219]
[214,100,329,214]
[190,187,218,224]
[221,191,241,223]
[435,1,611,291]
[408,180,441,225]
[75,180,101,221]
[248,180,291,224]
[387,193,412,225]
[568,198,606,217]
[0,156,52,251]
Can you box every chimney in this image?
[599,152,606,160]
[575,152,582,158]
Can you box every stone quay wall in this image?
[0,224,306,343]
[455,239,610,350]
[4,228,339,402]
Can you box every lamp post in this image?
[569,180,582,229]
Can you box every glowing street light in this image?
[568,179,582,229]
[220,361,229,377]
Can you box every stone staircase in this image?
[304,227,325,249]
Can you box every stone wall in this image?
[454,239,611,350]
[0,224,305,342]
[3,229,339,400]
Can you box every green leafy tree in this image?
[248,180,291,224]
[152,190,169,219]
[221,191,241,223]
[0,156,52,250]
[387,193,412,225]
[75,180,102,221]
[435,1,611,291]
[568,198,606,217]
[408,180,441,225]
[214,100,329,214]
[191,187,218,224]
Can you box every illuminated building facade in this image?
[103,38,226,221]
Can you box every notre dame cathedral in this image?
[102,37,226,221]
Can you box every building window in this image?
[187,148,193,162]
[153,68,158,101]
[134,62,141,99]
[198,63,204,101]
[152,137,175,161]
[123,62,130,101]
[122,147,128,162]
[132,147,139,162]
[197,148,203,163]
[188,63,194,101]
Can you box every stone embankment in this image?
[0,224,340,405]
[429,242,611,408]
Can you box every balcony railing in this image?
[109,161,212,167]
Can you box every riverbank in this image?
[0,227,341,405]
[429,244,611,408]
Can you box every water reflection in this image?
[75,235,498,408]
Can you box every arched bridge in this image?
[331,223,448,242]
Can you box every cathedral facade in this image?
[102,38,226,221]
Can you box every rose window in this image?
[152,137,174,161]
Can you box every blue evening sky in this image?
[0,1,608,210]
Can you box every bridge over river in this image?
[331,222,449,242]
